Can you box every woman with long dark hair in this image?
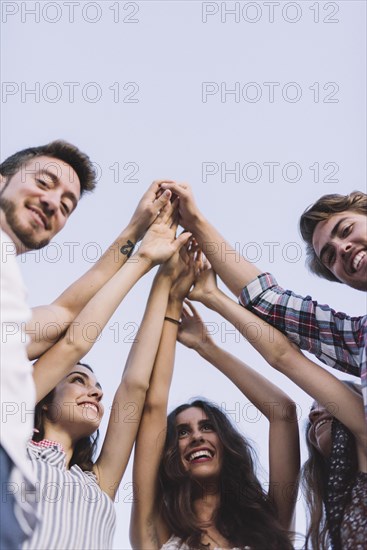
[301,381,366,550]
[130,258,299,549]
[22,202,192,549]
[185,263,367,550]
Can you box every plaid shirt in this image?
[239,273,367,421]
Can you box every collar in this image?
[31,439,65,453]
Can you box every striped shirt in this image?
[161,536,244,549]
[239,273,367,422]
[23,441,116,550]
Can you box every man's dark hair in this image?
[0,140,96,196]
[299,191,367,282]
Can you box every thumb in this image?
[155,189,171,209]
[173,232,192,253]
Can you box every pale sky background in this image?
[1,1,366,548]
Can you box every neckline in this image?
[31,439,65,453]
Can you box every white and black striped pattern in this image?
[23,442,116,550]
[161,536,244,550]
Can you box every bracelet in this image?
[164,316,181,325]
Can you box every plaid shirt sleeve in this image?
[239,273,366,377]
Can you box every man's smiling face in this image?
[0,155,80,253]
[312,211,367,291]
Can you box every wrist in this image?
[191,214,209,238]
[164,316,181,327]
[156,264,174,279]
[168,292,185,306]
[199,288,222,310]
[133,250,154,271]
[123,222,141,245]
[166,299,182,318]
[196,338,216,356]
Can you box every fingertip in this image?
[160,181,175,189]
[178,230,190,242]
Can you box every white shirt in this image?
[161,535,244,550]
[23,442,116,549]
[0,229,36,532]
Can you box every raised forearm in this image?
[27,224,140,359]
[203,289,291,367]
[121,271,172,389]
[95,272,173,497]
[165,296,183,320]
[201,291,366,443]
[197,340,295,421]
[128,294,180,546]
[33,255,153,401]
[159,181,261,296]
[54,225,140,309]
[274,347,366,444]
[69,254,152,345]
[143,296,181,408]
[192,217,261,296]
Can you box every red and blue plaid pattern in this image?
[239,273,367,423]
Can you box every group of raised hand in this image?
[129,182,366,550]
[3,167,365,550]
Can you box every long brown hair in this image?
[158,399,294,550]
[301,423,329,549]
[33,362,99,471]
[301,383,361,549]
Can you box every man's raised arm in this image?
[161,181,261,296]
[27,181,172,359]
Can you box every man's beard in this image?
[0,197,50,250]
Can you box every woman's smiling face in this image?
[45,365,104,439]
[307,402,333,458]
[175,406,223,481]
